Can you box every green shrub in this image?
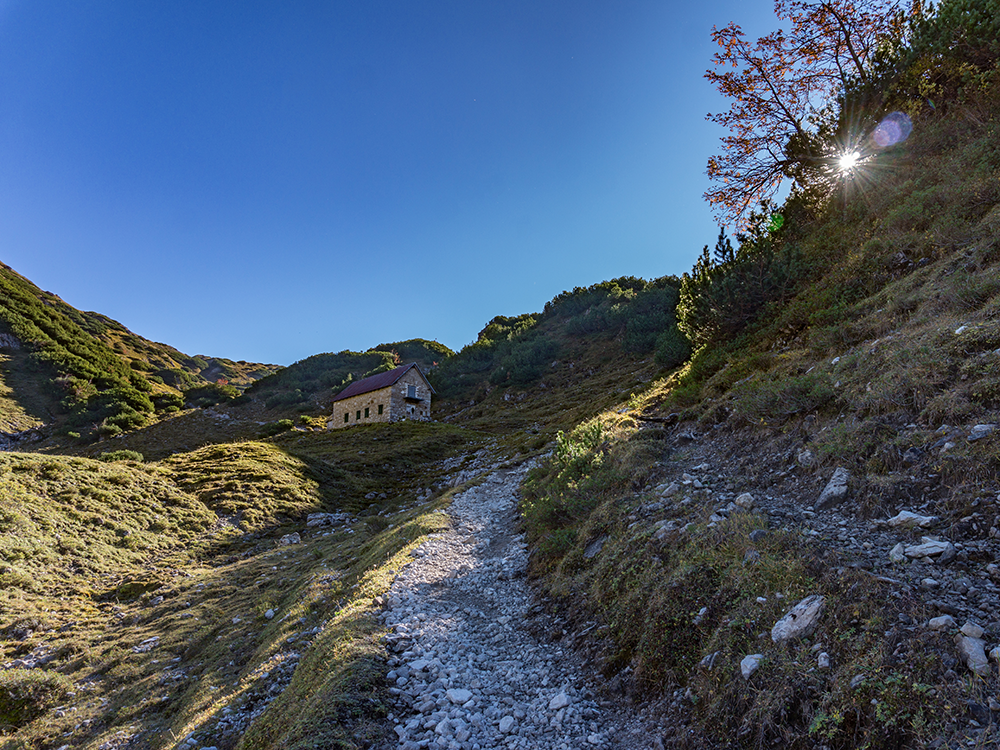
[259,419,295,438]
[654,326,692,368]
[677,215,806,349]
[183,382,239,408]
[98,450,144,463]
[96,422,123,437]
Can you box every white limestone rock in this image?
[740,654,764,679]
[885,510,937,529]
[815,468,850,509]
[771,595,826,643]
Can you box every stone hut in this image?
[327,363,435,430]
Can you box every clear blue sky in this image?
[0,0,778,365]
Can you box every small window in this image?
[364,407,370,418]
[407,384,417,399]
[378,404,383,415]
[343,413,349,423]
[356,410,361,421]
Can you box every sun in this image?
[838,151,861,173]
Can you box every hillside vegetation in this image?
[519,6,1000,747]
[0,264,278,443]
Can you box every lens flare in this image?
[872,111,913,148]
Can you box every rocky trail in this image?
[376,419,1000,749]
[376,461,664,750]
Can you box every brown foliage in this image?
[705,0,909,223]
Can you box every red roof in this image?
[331,363,434,403]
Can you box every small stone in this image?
[921,578,940,590]
[278,533,301,546]
[818,652,830,670]
[659,482,680,497]
[850,674,866,689]
[928,615,957,631]
[699,651,720,670]
[815,467,850,509]
[968,424,996,442]
[956,633,991,677]
[771,595,825,643]
[583,535,607,560]
[961,622,984,639]
[498,716,516,734]
[548,692,571,710]
[796,449,817,469]
[734,493,755,509]
[741,654,764,679]
[264,609,275,620]
[749,529,768,543]
[885,510,937,529]
[446,688,473,705]
[889,542,907,563]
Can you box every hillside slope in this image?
[520,54,1000,750]
[0,263,279,445]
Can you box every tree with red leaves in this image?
[704,0,910,224]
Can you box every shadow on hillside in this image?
[0,349,58,433]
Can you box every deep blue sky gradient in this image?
[0,0,778,364]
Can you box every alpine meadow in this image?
[3,1,1000,749]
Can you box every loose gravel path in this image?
[378,461,661,750]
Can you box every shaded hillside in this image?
[0,263,278,442]
[429,275,687,437]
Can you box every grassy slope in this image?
[519,80,1000,749]
[0,420,488,750]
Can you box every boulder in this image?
[815,468,850,510]
[771,595,825,643]
[968,424,996,442]
[904,537,956,562]
[956,633,991,677]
